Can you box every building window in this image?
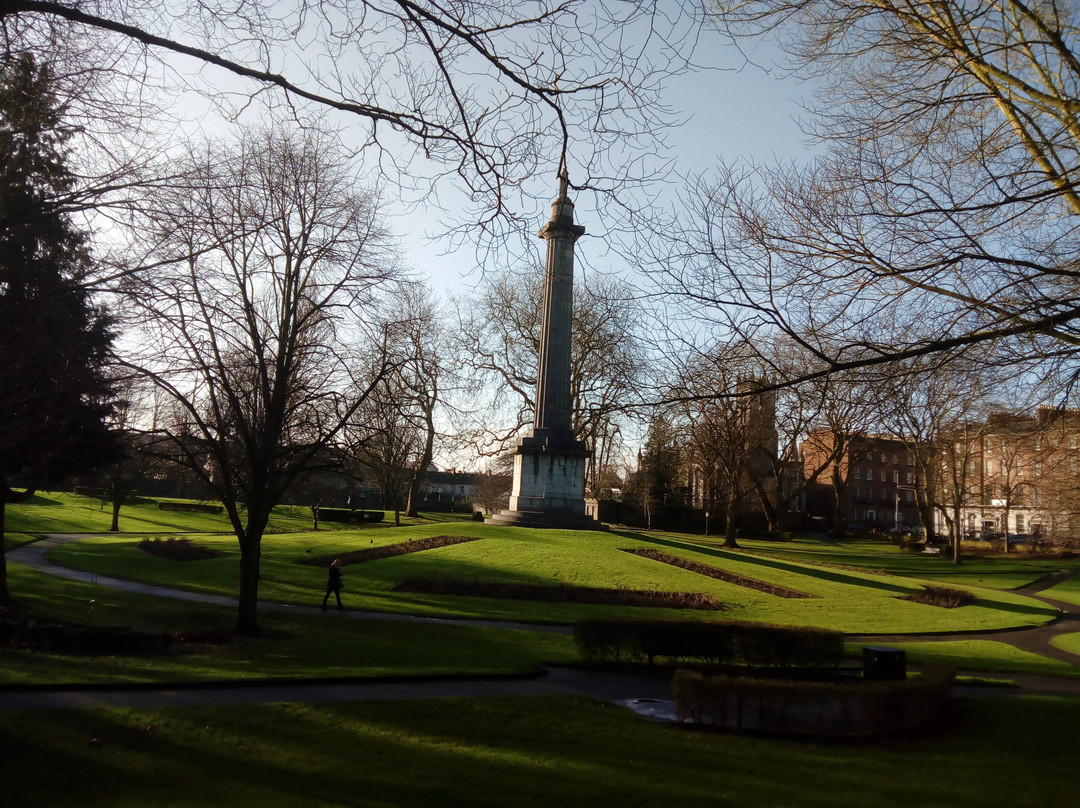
[1070,456,1077,475]
[905,490,914,504]
[1015,514,1024,533]
[1035,437,1043,451]
[892,471,899,483]
[866,468,873,481]
[1035,459,1043,476]
[892,454,898,464]
[985,460,994,475]
[907,454,914,466]
[1070,435,1078,450]
[906,472,914,485]
[854,467,861,480]
[880,488,889,503]
[880,452,886,463]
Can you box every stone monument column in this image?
[489,169,604,530]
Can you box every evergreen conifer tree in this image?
[0,54,116,604]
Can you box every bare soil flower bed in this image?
[137,537,225,561]
[900,585,977,608]
[392,576,727,610]
[622,548,816,599]
[302,535,480,567]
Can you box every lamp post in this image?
[894,485,916,533]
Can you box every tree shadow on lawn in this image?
[612,531,916,595]
[19,494,67,507]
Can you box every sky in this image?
[148,7,815,297]
[394,33,816,294]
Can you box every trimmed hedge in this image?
[0,617,173,655]
[157,501,224,514]
[301,535,479,567]
[575,618,844,667]
[316,508,385,524]
[673,667,955,736]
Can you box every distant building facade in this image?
[800,431,928,533]
[945,407,1080,542]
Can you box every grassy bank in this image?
[0,564,575,685]
[2,695,1076,807]
[43,525,1059,633]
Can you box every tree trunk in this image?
[723,487,740,548]
[951,503,963,566]
[109,497,122,532]
[235,538,262,635]
[750,473,780,532]
[0,496,9,605]
[1002,504,1011,555]
[233,505,270,635]
[405,423,435,519]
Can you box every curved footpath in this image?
[850,568,1080,665]
[3,534,1080,712]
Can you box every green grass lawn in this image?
[3,490,326,534]
[0,564,575,685]
[849,639,1080,679]
[2,695,1076,807]
[1051,632,1080,657]
[1043,574,1080,607]
[677,533,1080,590]
[42,524,1059,633]
[2,490,474,536]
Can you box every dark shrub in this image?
[317,508,385,524]
[900,585,977,608]
[0,617,172,655]
[138,537,224,561]
[158,501,224,514]
[574,619,844,667]
[674,667,954,736]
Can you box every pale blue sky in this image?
[392,34,815,293]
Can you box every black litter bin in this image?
[863,646,907,680]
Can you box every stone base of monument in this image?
[487,430,607,531]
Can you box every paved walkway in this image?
[5,534,1080,712]
[10,534,571,634]
[850,568,1080,665]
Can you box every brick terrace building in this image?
[948,407,1080,542]
[800,431,927,533]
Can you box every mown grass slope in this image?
[44,524,1059,633]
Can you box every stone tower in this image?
[488,170,603,530]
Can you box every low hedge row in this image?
[157,501,224,514]
[673,667,954,736]
[0,618,173,655]
[574,618,844,667]
[316,508,385,524]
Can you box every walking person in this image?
[322,559,344,611]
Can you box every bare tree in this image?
[655,1,1080,387]
[348,378,420,527]
[121,127,401,634]
[3,1,699,239]
[394,287,449,519]
[878,354,1006,564]
[343,290,448,525]
[453,271,647,491]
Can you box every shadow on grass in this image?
[612,530,913,595]
[20,494,65,507]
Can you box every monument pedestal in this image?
[488,169,603,531]
[487,429,606,530]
